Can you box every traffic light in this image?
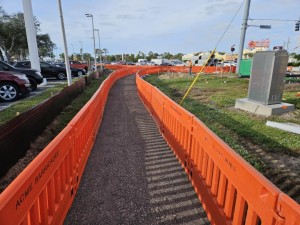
[295,21,300,31]
[231,45,235,52]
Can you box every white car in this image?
[222,61,237,67]
[171,60,185,66]
[146,61,156,66]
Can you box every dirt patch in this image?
[237,137,300,203]
[0,117,61,193]
[158,72,190,79]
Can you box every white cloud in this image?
[1,0,300,55]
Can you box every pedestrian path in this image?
[64,75,210,225]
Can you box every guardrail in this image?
[0,67,138,225]
[136,67,299,225]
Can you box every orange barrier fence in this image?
[136,67,299,225]
[104,64,236,73]
[0,67,138,225]
[1,66,297,225]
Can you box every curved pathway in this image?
[64,75,210,225]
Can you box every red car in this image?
[0,71,31,102]
[69,61,89,72]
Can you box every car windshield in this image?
[1,61,14,69]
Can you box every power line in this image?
[215,0,246,49]
[180,0,246,105]
[249,18,299,22]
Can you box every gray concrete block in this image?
[235,98,294,116]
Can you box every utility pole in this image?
[85,14,97,71]
[58,0,72,86]
[79,41,83,61]
[94,29,103,70]
[236,0,251,74]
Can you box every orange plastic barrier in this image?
[0,68,138,225]
[1,67,297,225]
[136,67,300,225]
[104,64,236,74]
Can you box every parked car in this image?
[222,61,237,67]
[69,60,89,72]
[52,62,88,74]
[146,61,156,66]
[0,60,43,91]
[126,62,136,65]
[14,61,86,80]
[171,60,185,66]
[160,62,173,66]
[0,71,31,102]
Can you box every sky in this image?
[1,0,300,57]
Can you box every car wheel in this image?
[28,78,37,91]
[0,82,19,102]
[77,71,83,76]
[57,72,66,80]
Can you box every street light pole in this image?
[70,43,74,60]
[94,29,103,70]
[85,14,97,71]
[58,0,72,86]
[79,41,83,61]
[236,0,251,74]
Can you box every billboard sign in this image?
[248,39,270,49]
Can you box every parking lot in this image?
[0,79,65,111]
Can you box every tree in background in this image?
[162,52,173,59]
[0,7,55,62]
[102,48,108,60]
[83,53,92,62]
[135,51,145,61]
[126,54,135,62]
[173,53,183,60]
[37,34,56,60]
[59,53,65,60]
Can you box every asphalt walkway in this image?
[64,75,210,225]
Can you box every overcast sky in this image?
[1,0,300,57]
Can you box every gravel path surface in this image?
[64,75,210,225]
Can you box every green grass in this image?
[0,84,66,126]
[0,74,109,127]
[52,74,109,133]
[144,73,300,172]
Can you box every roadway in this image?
[64,75,210,225]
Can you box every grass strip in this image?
[144,74,300,171]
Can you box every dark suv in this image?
[0,71,31,101]
[14,61,86,80]
[0,61,43,91]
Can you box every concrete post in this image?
[236,0,251,74]
[22,0,41,72]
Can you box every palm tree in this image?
[102,48,108,60]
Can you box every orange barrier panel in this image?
[0,126,74,225]
[0,67,138,225]
[1,66,297,225]
[136,67,300,225]
[277,194,300,225]
[104,64,236,74]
